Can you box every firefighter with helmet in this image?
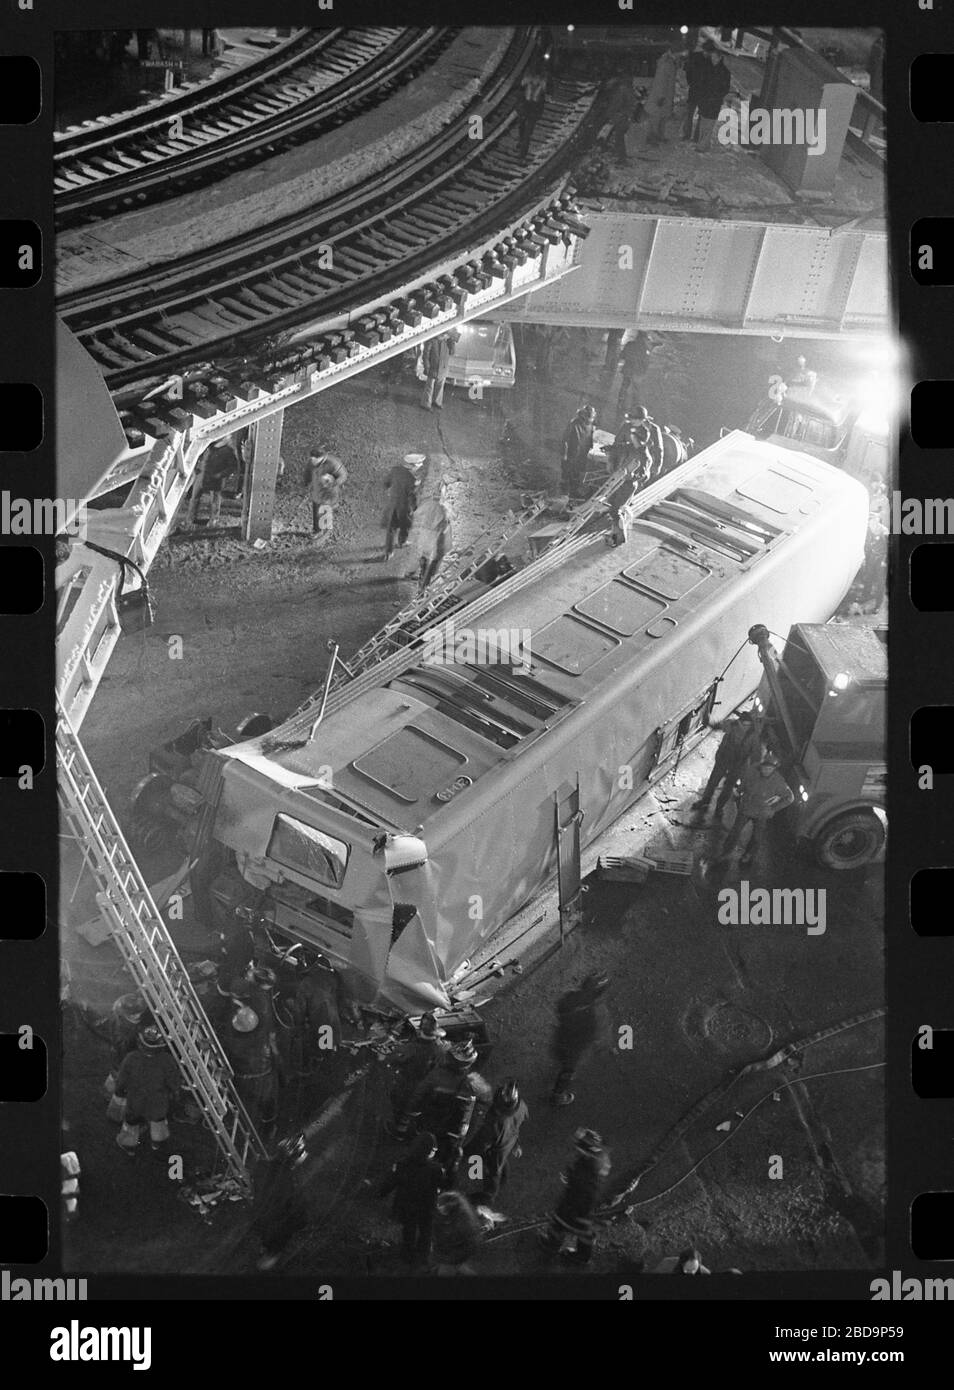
[539,1127,612,1264]
[397,1036,492,1184]
[465,1076,529,1225]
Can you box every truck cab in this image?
[746,386,889,489]
[751,622,886,869]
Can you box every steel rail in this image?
[55,28,319,147]
[55,29,455,227]
[59,28,537,321]
[60,44,598,397]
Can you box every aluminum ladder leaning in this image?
[56,700,267,1194]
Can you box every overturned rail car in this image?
[198,432,868,1011]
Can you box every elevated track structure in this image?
[55,28,458,227]
[57,38,598,399]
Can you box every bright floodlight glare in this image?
[680,26,689,34]
[849,334,909,435]
[566,25,575,33]
[832,672,851,691]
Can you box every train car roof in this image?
[220,433,866,834]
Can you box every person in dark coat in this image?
[538,1128,612,1264]
[626,406,665,481]
[421,331,460,410]
[302,446,347,539]
[383,455,423,558]
[378,1130,443,1266]
[550,972,610,1107]
[465,1078,529,1215]
[251,1135,309,1270]
[692,709,761,821]
[720,750,794,866]
[399,1037,492,1183]
[224,994,285,1141]
[287,951,347,1075]
[516,64,548,157]
[694,43,732,151]
[386,1013,450,1136]
[683,38,708,140]
[114,1026,180,1155]
[561,405,596,493]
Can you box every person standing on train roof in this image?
[561,404,597,493]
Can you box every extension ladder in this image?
[57,700,267,1192]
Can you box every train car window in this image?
[353,725,468,802]
[534,614,619,675]
[734,470,814,516]
[574,580,666,636]
[641,504,752,562]
[463,664,572,713]
[267,814,350,889]
[395,676,520,748]
[622,547,710,600]
[463,665,560,722]
[672,489,781,541]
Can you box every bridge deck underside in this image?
[495,212,888,337]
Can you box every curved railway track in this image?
[55,27,456,228]
[59,34,599,401]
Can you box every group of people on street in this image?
[381,452,453,593]
[294,443,454,595]
[603,34,734,158]
[693,708,795,868]
[97,928,707,1273]
[371,970,616,1270]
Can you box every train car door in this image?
[554,778,584,942]
[649,682,718,781]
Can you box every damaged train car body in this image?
[198,432,868,1012]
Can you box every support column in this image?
[242,408,284,542]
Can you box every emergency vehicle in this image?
[750,621,886,869]
[745,382,889,487]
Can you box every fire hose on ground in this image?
[484,1006,885,1243]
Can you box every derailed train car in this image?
[198,432,868,1012]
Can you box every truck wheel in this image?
[813,811,885,870]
